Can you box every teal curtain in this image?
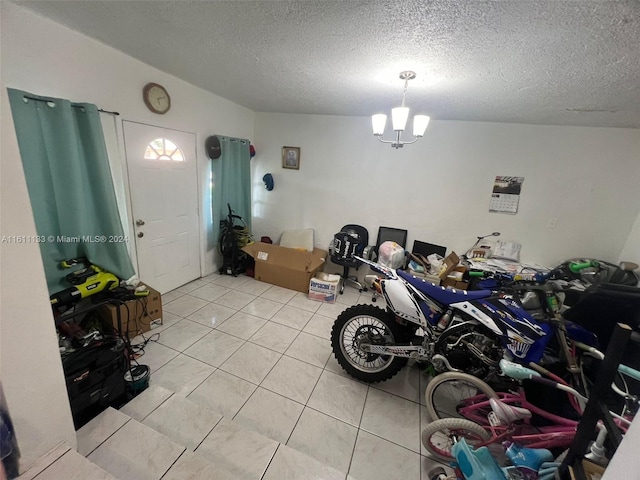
[7,88,135,294]
[211,136,252,247]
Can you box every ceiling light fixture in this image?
[372,71,430,149]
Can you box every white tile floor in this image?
[32,273,452,480]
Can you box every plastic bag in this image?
[378,241,405,269]
[427,253,444,275]
[408,259,425,273]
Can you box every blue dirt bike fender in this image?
[564,320,599,348]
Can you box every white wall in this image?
[0,2,254,470]
[0,96,78,468]
[620,213,640,264]
[603,413,640,480]
[619,212,640,285]
[252,113,640,268]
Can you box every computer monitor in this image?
[411,240,446,258]
[375,227,408,250]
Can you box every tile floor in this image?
[91,273,451,480]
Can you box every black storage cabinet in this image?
[62,337,127,429]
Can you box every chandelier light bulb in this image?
[413,115,430,137]
[391,107,410,131]
[372,114,387,136]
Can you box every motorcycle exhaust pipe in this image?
[464,342,499,367]
[431,354,464,373]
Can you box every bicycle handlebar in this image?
[500,360,588,407]
[574,341,640,383]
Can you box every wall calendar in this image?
[489,176,524,214]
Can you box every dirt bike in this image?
[330,256,599,384]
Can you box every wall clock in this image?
[142,82,171,114]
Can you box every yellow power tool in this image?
[50,258,120,307]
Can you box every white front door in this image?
[123,121,200,294]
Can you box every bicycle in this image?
[424,360,582,423]
[421,358,638,463]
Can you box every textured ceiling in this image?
[12,0,640,127]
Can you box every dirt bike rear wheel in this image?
[331,304,408,383]
[421,417,491,463]
[424,372,498,422]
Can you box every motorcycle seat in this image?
[489,397,532,424]
[397,269,491,304]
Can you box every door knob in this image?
[136,219,145,226]
[137,232,144,238]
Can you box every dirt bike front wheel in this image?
[421,417,491,463]
[331,304,408,383]
[424,371,498,422]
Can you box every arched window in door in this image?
[144,138,184,161]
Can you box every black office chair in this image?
[330,224,369,294]
[370,226,408,301]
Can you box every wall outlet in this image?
[547,217,559,229]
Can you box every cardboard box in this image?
[309,272,341,303]
[438,251,461,279]
[243,242,327,293]
[97,286,162,338]
[438,252,469,289]
[410,272,441,284]
[580,459,606,480]
[441,277,470,290]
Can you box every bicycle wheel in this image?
[425,371,498,422]
[421,417,491,463]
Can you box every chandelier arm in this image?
[400,136,419,145]
[376,135,420,147]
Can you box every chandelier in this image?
[372,71,430,149]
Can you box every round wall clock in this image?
[142,82,171,114]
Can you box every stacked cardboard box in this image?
[97,286,162,338]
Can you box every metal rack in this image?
[559,322,640,479]
[57,298,128,343]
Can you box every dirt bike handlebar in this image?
[354,255,397,279]
[481,260,601,286]
[568,260,600,273]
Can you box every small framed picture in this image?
[282,146,300,170]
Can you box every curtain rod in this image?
[22,94,120,116]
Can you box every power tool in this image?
[50,258,120,307]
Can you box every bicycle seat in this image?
[489,398,532,424]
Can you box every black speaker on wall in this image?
[205,135,222,160]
